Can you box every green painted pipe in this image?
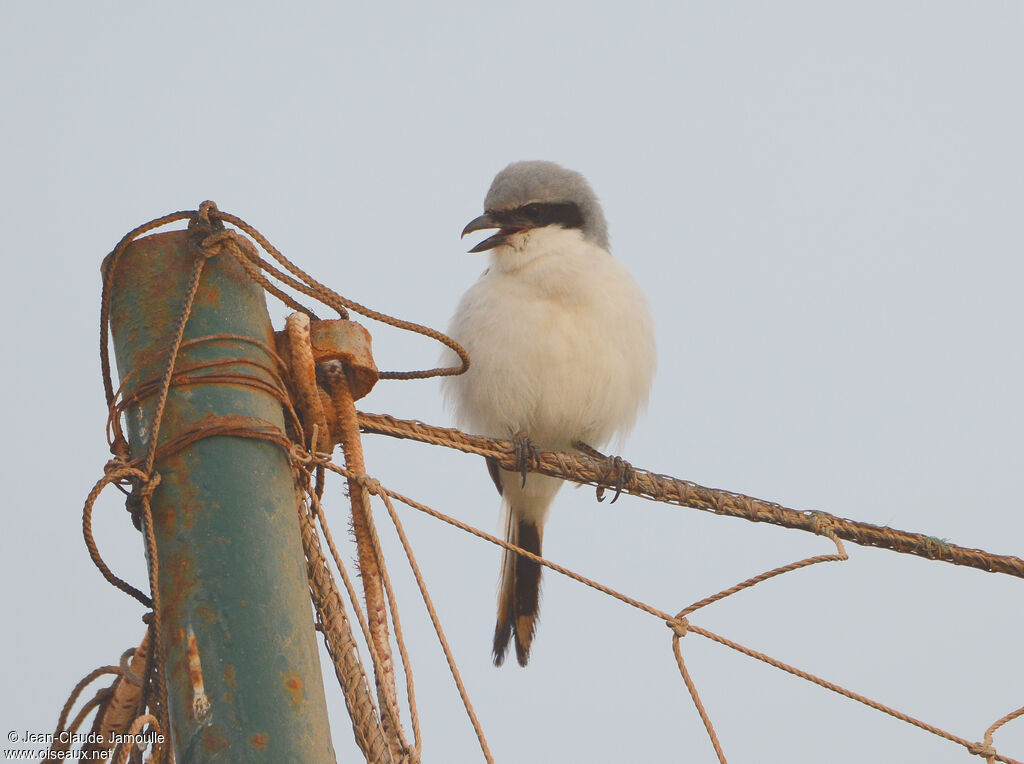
[107,228,335,762]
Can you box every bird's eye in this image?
[523,204,541,219]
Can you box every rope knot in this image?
[809,511,836,538]
[124,472,161,531]
[967,741,996,758]
[195,200,219,226]
[667,617,689,639]
[188,201,225,240]
[137,472,162,500]
[197,229,236,259]
[354,473,382,496]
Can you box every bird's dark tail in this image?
[493,516,543,667]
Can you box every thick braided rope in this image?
[325,368,412,761]
[356,412,1024,580]
[350,482,423,760]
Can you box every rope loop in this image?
[102,456,132,479]
[289,442,315,467]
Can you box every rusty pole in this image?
[106,228,336,761]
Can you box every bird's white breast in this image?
[443,227,656,451]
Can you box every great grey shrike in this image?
[442,160,656,666]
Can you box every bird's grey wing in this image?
[486,456,503,495]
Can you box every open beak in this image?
[461,212,522,253]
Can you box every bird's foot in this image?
[512,431,541,488]
[573,441,635,503]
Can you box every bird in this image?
[442,160,656,667]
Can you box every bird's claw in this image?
[604,456,634,503]
[512,431,540,488]
[574,440,633,503]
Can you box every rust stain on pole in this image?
[186,626,210,721]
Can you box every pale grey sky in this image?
[2,3,1022,762]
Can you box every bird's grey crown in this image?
[483,160,609,249]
